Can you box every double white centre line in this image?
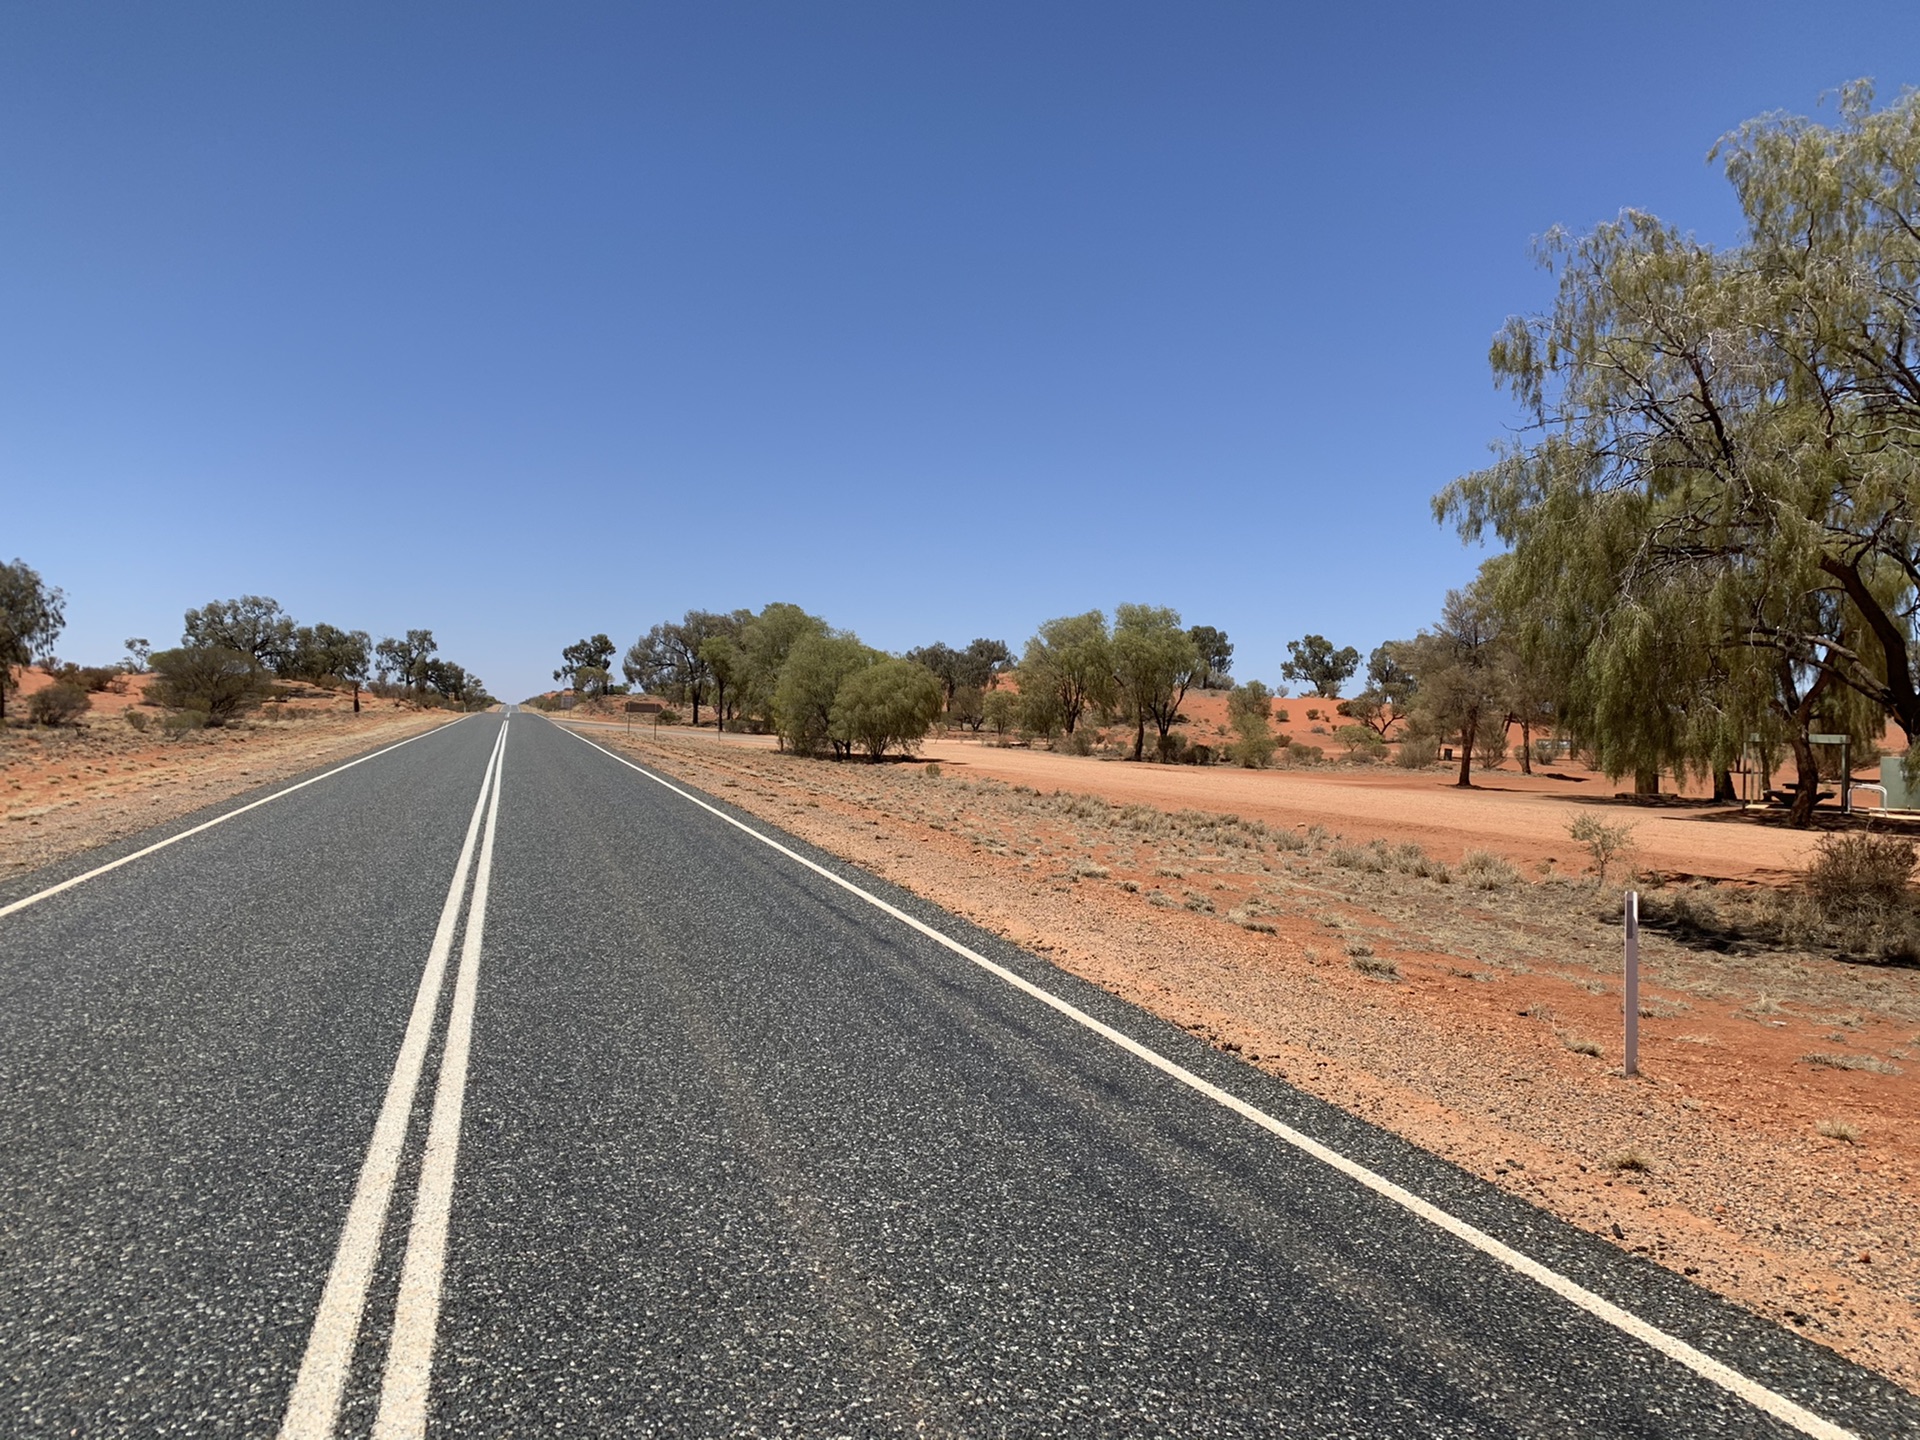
[280,720,509,1440]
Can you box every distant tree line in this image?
[555,604,1259,765]
[0,563,492,730]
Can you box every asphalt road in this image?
[1,710,1916,1438]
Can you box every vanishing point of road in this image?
[2,712,1915,1437]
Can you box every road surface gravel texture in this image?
[0,712,1914,1438]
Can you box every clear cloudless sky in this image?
[4,3,1916,700]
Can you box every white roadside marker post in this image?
[1624,889,1640,1077]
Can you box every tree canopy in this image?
[0,558,65,720]
[830,658,944,761]
[556,634,617,694]
[1019,612,1114,735]
[1281,634,1360,698]
[184,596,296,675]
[1112,604,1200,761]
[1437,83,1920,820]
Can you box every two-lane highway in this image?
[1,712,1915,1436]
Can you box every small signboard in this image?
[625,699,663,714]
[1808,733,1849,745]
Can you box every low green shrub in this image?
[29,682,90,726]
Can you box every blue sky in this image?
[4,3,1913,700]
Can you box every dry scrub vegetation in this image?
[584,722,1920,1392]
[1,692,457,877]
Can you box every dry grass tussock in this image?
[1638,830,1919,967]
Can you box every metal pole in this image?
[1624,890,1640,1076]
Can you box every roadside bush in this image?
[1274,708,1290,723]
[1568,814,1638,884]
[1335,724,1386,763]
[1395,736,1439,769]
[1056,729,1095,757]
[1282,741,1324,767]
[656,707,683,725]
[125,708,151,733]
[1803,832,1916,927]
[147,645,271,725]
[1229,733,1275,768]
[1475,729,1510,770]
[1226,681,1276,768]
[55,664,125,694]
[29,681,90,726]
[1458,849,1521,890]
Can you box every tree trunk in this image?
[713,678,726,733]
[352,683,360,714]
[1132,715,1146,762]
[1634,767,1660,797]
[1787,731,1821,828]
[1518,716,1533,775]
[1712,766,1735,803]
[1455,710,1477,788]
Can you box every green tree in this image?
[700,632,743,732]
[830,659,944,761]
[1226,680,1276,767]
[184,596,297,675]
[375,630,438,695]
[1020,612,1114,735]
[122,637,151,673]
[1188,626,1234,689]
[982,688,1018,738]
[1347,642,1416,739]
[1438,84,1920,824]
[292,624,373,711]
[960,638,1014,690]
[556,634,617,694]
[1111,603,1201,762]
[1281,635,1360,698]
[948,685,986,732]
[424,658,486,707]
[773,633,877,757]
[623,612,733,723]
[149,645,271,725]
[734,603,829,730]
[905,642,962,707]
[0,559,66,722]
[1405,583,1504,789]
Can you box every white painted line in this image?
[0,715,467,925]
[558,722,1859,1440]
[277,721,507,1440]
[372,722,507,1440]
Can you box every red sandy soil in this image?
[2,666,459,876]
[611,714,1869,885]
[566,716,1920,1394]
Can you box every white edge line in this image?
[372,723,508,1440]
[0,713,469,924]
[277,721,508,1440]
[556,720,1859,1440]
